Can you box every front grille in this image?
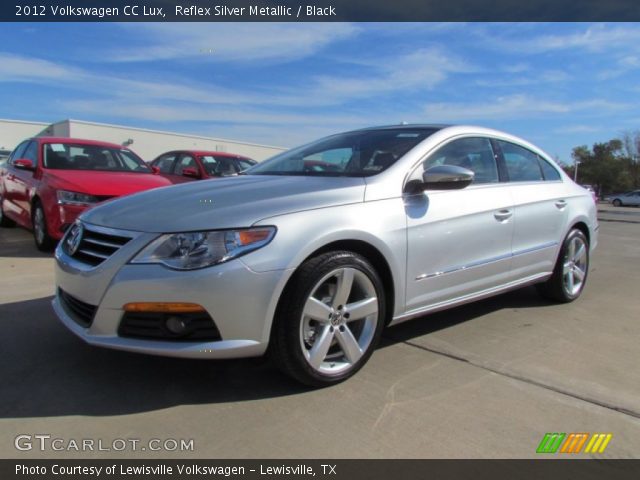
[59,289,97,327]
[118,312,221,342]
[66,224,132,267]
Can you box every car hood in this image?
[45,170,172,196]
[81,175,366,232]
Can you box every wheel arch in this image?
[303,239,396,325]
[571,220,590,245]
[269,238,397,337]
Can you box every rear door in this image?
[494,139,567,279]
[628,191,640,206]
[1,141,29,218]
[3,140,39,225]
[405,136,515,312]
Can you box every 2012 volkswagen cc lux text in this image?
[53,125,597,386]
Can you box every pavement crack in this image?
[397,338,640,420]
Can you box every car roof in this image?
[157,150,252,159]
[345,124,450,134]
[32,137,130,150]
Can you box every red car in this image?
[0,137,172,251]
[149,150,256,184]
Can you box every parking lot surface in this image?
[1,212,639,458]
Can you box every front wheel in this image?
[32,202,56,251]
[271,251,386,387]
[536,229,589,303]
[612,199,622,207]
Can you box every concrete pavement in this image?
[1,220,638,458]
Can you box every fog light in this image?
[165,316,189,335]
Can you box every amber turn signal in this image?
[122,302,206,313]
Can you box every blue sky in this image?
[2,22,640,163]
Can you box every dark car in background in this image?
[150,150,256,184]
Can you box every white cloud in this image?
[554,125,604,134]
[485,24,640,54]
[475,69,571,88]
[422,95,627,122]
[107,23,360,64]
[0,53,79,82]
[64,99,364,126]
[308,47,475,101]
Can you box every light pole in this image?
[574,159,581,182]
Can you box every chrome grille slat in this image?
[78,248,110,260]
[64,222,133,267]
[82,237,123,249]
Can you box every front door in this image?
[405,137,514,313]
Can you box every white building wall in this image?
[65,120,285,161]
[0,119,52,151]
[0,118,286,161]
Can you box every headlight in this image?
[57,190,99,206]
[130,227,276,270]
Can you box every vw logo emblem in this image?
[66,223,83,255]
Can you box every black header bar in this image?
[5,0,640,22]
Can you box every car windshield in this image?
[246,128,439,177]
[43,143,151,173]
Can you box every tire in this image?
[32,201,56,251]
[0,195,16,227]
[612,199,622,207]
[536,229,589,303]
[270,251,386,387]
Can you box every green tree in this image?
[571,139,633,195]
[620,131,640,190]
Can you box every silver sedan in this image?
[609,190,640,207]
[53,125,598,386]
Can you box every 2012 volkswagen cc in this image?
[53,125,598,386]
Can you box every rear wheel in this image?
[271,251,386,387]
[0,195,16,227]
[536,229,589,303]
[612,199,622,207]
[32,201,55,251]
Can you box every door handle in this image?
[494,209,513,222]
[555,199,567,209]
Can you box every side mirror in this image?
[182,167,201,179]
[13,158,35,171]
[421,165,474,190]
[151,165,160,174]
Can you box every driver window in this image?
[9,141,29,164]
[421,137,498,184]
[175,155,196,175]
[22,141,39,167]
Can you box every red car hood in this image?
[44,170,172,196]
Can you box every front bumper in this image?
[49,204,87,239]
[53,225,290,359]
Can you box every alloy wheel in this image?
[562,235,588,296]
[299,267,379,375]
